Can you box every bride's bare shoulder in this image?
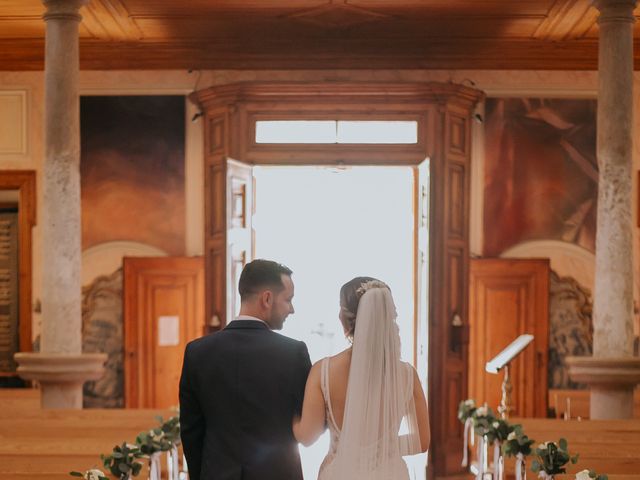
[328,348,352,366]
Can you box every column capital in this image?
[594,0,637,24]
[42,0,88,22]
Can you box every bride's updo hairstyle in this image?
[339,276,390,339]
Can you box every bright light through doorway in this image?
[253,165,421,479]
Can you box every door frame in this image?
[192,82,484,477]
[0,170,36,355]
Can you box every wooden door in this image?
[469,258,549,417]
[225,158,253,324]
[414,157,430,382]
[123,256,204,408]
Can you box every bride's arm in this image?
[399,366,431,456]
[292,361,326,447]
[411,366,430,453]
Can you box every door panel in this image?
[124,256,204,408]
[469,258,549,417]
[414,158,429,383]
[226,158,253,323]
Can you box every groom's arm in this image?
[179,343,205,480]
[293,341,312,416]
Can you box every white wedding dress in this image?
[316,285,421,480]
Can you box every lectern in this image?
[485,334,534,419]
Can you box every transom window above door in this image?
[255,120,418,144]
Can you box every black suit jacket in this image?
[179,320,312,480]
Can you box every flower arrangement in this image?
[531,438,579,476]
[101,443,145,480]
[575,470,608,480]
[486,417,512,444]
[136,416,180,455]
[502,424,535,458]
[472,405,497,438]
[458,399,477,423]
[69,469,109,480]
[69,414,181,480]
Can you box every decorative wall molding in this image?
[0,90,27,156]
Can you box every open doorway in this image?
[252,165,427,479]
[196,82,481,477]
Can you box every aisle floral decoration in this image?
[458,399,477,466]
[502,424,535,480]
[531,438,579,478]
[69,414,181,480]
[69,469,109,480]
[575,470,608,480]
[101,442,145,480]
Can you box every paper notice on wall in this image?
[158,315,180,346]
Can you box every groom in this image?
[180,259,312,480]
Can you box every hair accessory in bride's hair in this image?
[356,280,390,297]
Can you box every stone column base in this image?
[566,356,640,419]
[14,352,107,409]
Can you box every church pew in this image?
[0,387,40,411]
[0,407,179,478]
[549,389,640,419]
[507,418,640,476]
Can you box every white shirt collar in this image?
[233,315,267,324]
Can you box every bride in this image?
[293,277,430,479]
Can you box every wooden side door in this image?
[469,258,549,417]
[123,256,204,408]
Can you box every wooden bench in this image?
[0,387,41,411]
[0,407,179,479]
[548,389,640,419]
[508,418,640,477]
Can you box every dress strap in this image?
[320,357,330,403]
[320,357,340,433]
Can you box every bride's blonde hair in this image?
[339,276,390,339]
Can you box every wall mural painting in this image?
[483,98,597,257]
[80,96,186,255]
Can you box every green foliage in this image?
[136,416,181,455]
[101,442,145,479]
[501,424,535,458]
[530,438,579,475]
[472,406,497,438]
[70,414,181,479]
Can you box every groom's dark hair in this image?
[238,259,293,301]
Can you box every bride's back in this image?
[326,348,352,430]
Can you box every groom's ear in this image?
[261,289,273,308]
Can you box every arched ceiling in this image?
[1,0,639,70]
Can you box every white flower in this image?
[464,399,475,407]
[84,469,105,480]
[507,431,517,441]
[538,441,552,450]
[492,421,500,429]
[575,470,592,480]
[476,406,488,417]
